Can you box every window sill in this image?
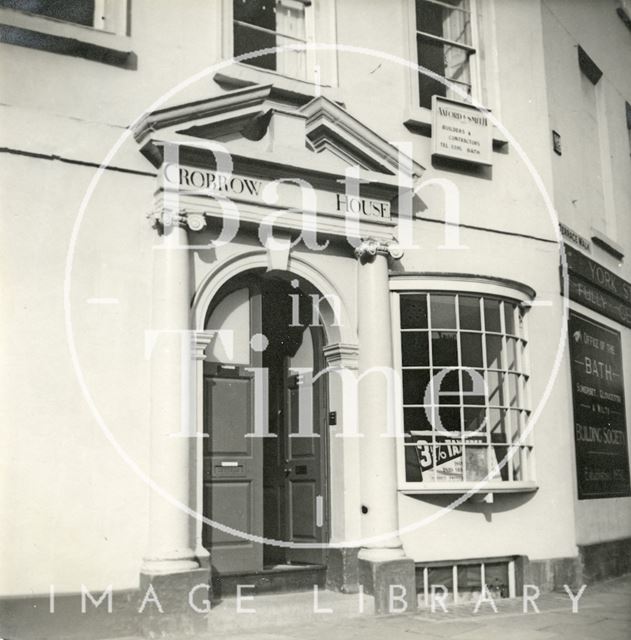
[214,62,342,106]
[403,106,509,150]
[399,481,538,495]
[0,8,135,69]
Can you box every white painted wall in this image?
[540,0,631,545]
[1,0,630,597]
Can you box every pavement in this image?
[159,574,631,640]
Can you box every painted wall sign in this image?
[160,163,391,220]
[431,96,493,166]
[568,312,630,499]
[563,246,631,328]
[559,223,591,252]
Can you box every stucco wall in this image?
[1,0,630,597]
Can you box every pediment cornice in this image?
[132,84,423,183]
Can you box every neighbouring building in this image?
[1,0,630,637]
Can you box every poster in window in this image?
[568,312,630,499]
[408,432,501,483]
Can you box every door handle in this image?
[284,466,291,477]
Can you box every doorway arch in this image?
[192,252,357,580]
[192,249,356,346]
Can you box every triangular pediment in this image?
[133,84,423,180]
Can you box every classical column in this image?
[139,211,209,635]
[142,211,198,576]
[355,237,416,613]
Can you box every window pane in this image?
[234,21,276,70]
[404,407,434,433]
[401,295,428,329]
[464,406,486,433]
[430,294,457,329]
[418,69,446,109]
[417,36,471,83]
[416,0,471,46]
[504,302,516,335]
[0,0,95,25]
[459,295,481,330]
[486,335,503,369]
[465,446,488,481]
[511,447,527,481]
[403,369,432,405]
[462,369,485,405]
[234,0,275,29]
[206,287,251,364]
[489,408,508,441]
[485,563,510,598]
[434,442,463,481]
[402,331,430,366]
[428,565,454,590]
[507,373,521,407]
[460,332,483,367]
[484,298,502,332]
[491,444,509,481]
[436,368,461,405]
[432,331,458,365]
[506,337,518,371]
[438,406,461,432]
[487,371,505,406]
[457,564,481,596]
[417,36,471,109]
[508,409,522,442]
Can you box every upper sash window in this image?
[0,0,127,33]
[414,0,476,109]
[234,0,310,78]
[231,0,336,86]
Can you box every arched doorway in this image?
[202,269,329,578]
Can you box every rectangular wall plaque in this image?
[431,96,492,166]
[563,246,631,328]
[568,312,630,499]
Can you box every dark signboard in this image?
[563,246,631,328]
[568,312,630,499]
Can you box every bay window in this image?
[414,0,477,109]
[395,291,534,490]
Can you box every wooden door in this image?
[284,328,327,565]
[203,362,263,573]
[202,281,264,575]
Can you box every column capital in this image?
[192,330,214,361]
[148,208,208,233]
[322,342,359,370]
[354,237,404,263]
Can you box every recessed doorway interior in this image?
[202,270,329,578]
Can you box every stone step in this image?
[212,564,326,599]
[208,587,374,633]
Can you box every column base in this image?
[326,547,360,594]
[358,555,417,615]
[138,567,210,637]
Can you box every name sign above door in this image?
[160,163,392,222]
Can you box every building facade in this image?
[1,0,630,637]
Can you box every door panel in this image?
[285,329,327,565]
[208,375,254,455]
[203,364,263,574]
[288,481,318,540]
